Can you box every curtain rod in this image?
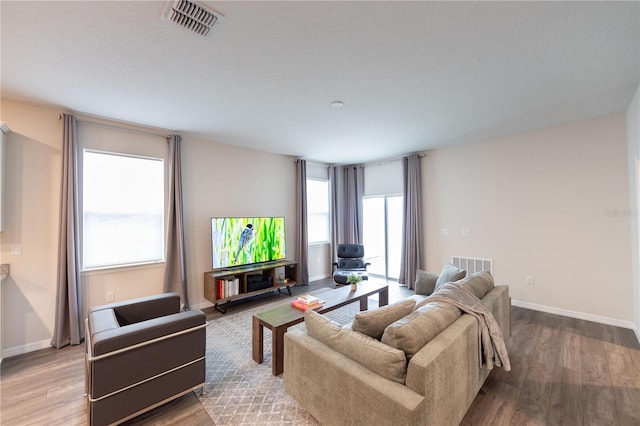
[59,112,174,139]
[297,152,426,168]
[294,151,427,167]
[295,159,332,167]
[362,152,425,167]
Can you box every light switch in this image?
[462,229,471,238]
[442,228,450,236]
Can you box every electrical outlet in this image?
[10,244,22,256]
[526,275,534,286]
[462,229,471,238]
[106,291,115,302]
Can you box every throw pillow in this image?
[414,269,438,296]
[352,299,416,340]
[454,270,495,299]
[304,309,342,347]
[381,301,461,359]
[434,263,466,291]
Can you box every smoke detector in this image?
[163,0,223,37]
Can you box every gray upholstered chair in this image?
[332,243,370,285]
[85,292,206,426]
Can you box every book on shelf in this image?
[217,277,240,299]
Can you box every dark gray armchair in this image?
[85,292,206,426]
[332,243,370,285]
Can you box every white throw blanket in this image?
[428,283,511,372]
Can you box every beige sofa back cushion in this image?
[381,301,461,359]
[352,299,416,340]
[305,310,407,384]
[455,271,495,299]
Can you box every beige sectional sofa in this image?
[283,271,511,426]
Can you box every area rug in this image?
[198,289,379,425]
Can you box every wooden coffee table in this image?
[252,281,389,376]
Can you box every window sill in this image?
[82,261,165,276]
[308,241,330,247]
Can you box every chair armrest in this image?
[90,292,181,325]
[364,262,371,269]
[91,309,205,357]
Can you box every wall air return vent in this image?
[163,0,223,37]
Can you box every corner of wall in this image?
[628,84,640,339]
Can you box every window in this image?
[363,195,403,280]
[307,179,329,244]
[82,150,164,270]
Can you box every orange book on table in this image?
[290,299,323,311]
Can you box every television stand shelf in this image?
[204,260,298,314]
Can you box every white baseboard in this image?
[309,273,330,282]
[3,338,52,359]
[191,301,214,311]
[512,299,636,330]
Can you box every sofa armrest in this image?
[406,315,486,426]
[89,292,181,326]
[405,285,511,426]
[91,309,205,357]
[284,329,425,425]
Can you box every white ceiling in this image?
[1,1,638,164]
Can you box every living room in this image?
[0,1,639,425]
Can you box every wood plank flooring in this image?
[1,283,638,425]
[462,307,640,426]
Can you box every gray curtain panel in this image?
[343,165,364,244]
[399,154,424,288]
[329,166,340,265]
[163,134,190,309]
[296,159,309,285]
[329,164,364,257]
[51,113,84,349]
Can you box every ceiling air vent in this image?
[163,0,223,37]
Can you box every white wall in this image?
[626,85,640,340]
[424,114,634,326]
[0,99,62,355]
[180,136,297,308]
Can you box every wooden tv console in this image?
[204,260,298,313]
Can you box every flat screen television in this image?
[211,216,286,269]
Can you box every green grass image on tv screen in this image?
[211,217,285,268]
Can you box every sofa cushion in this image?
[381,301,461,359]
[414,270,439,296]
[434,263,466,291]
[454,271,495,299]
[305,310,407,384]
[304,309,342,346]
[352,299,416,340]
